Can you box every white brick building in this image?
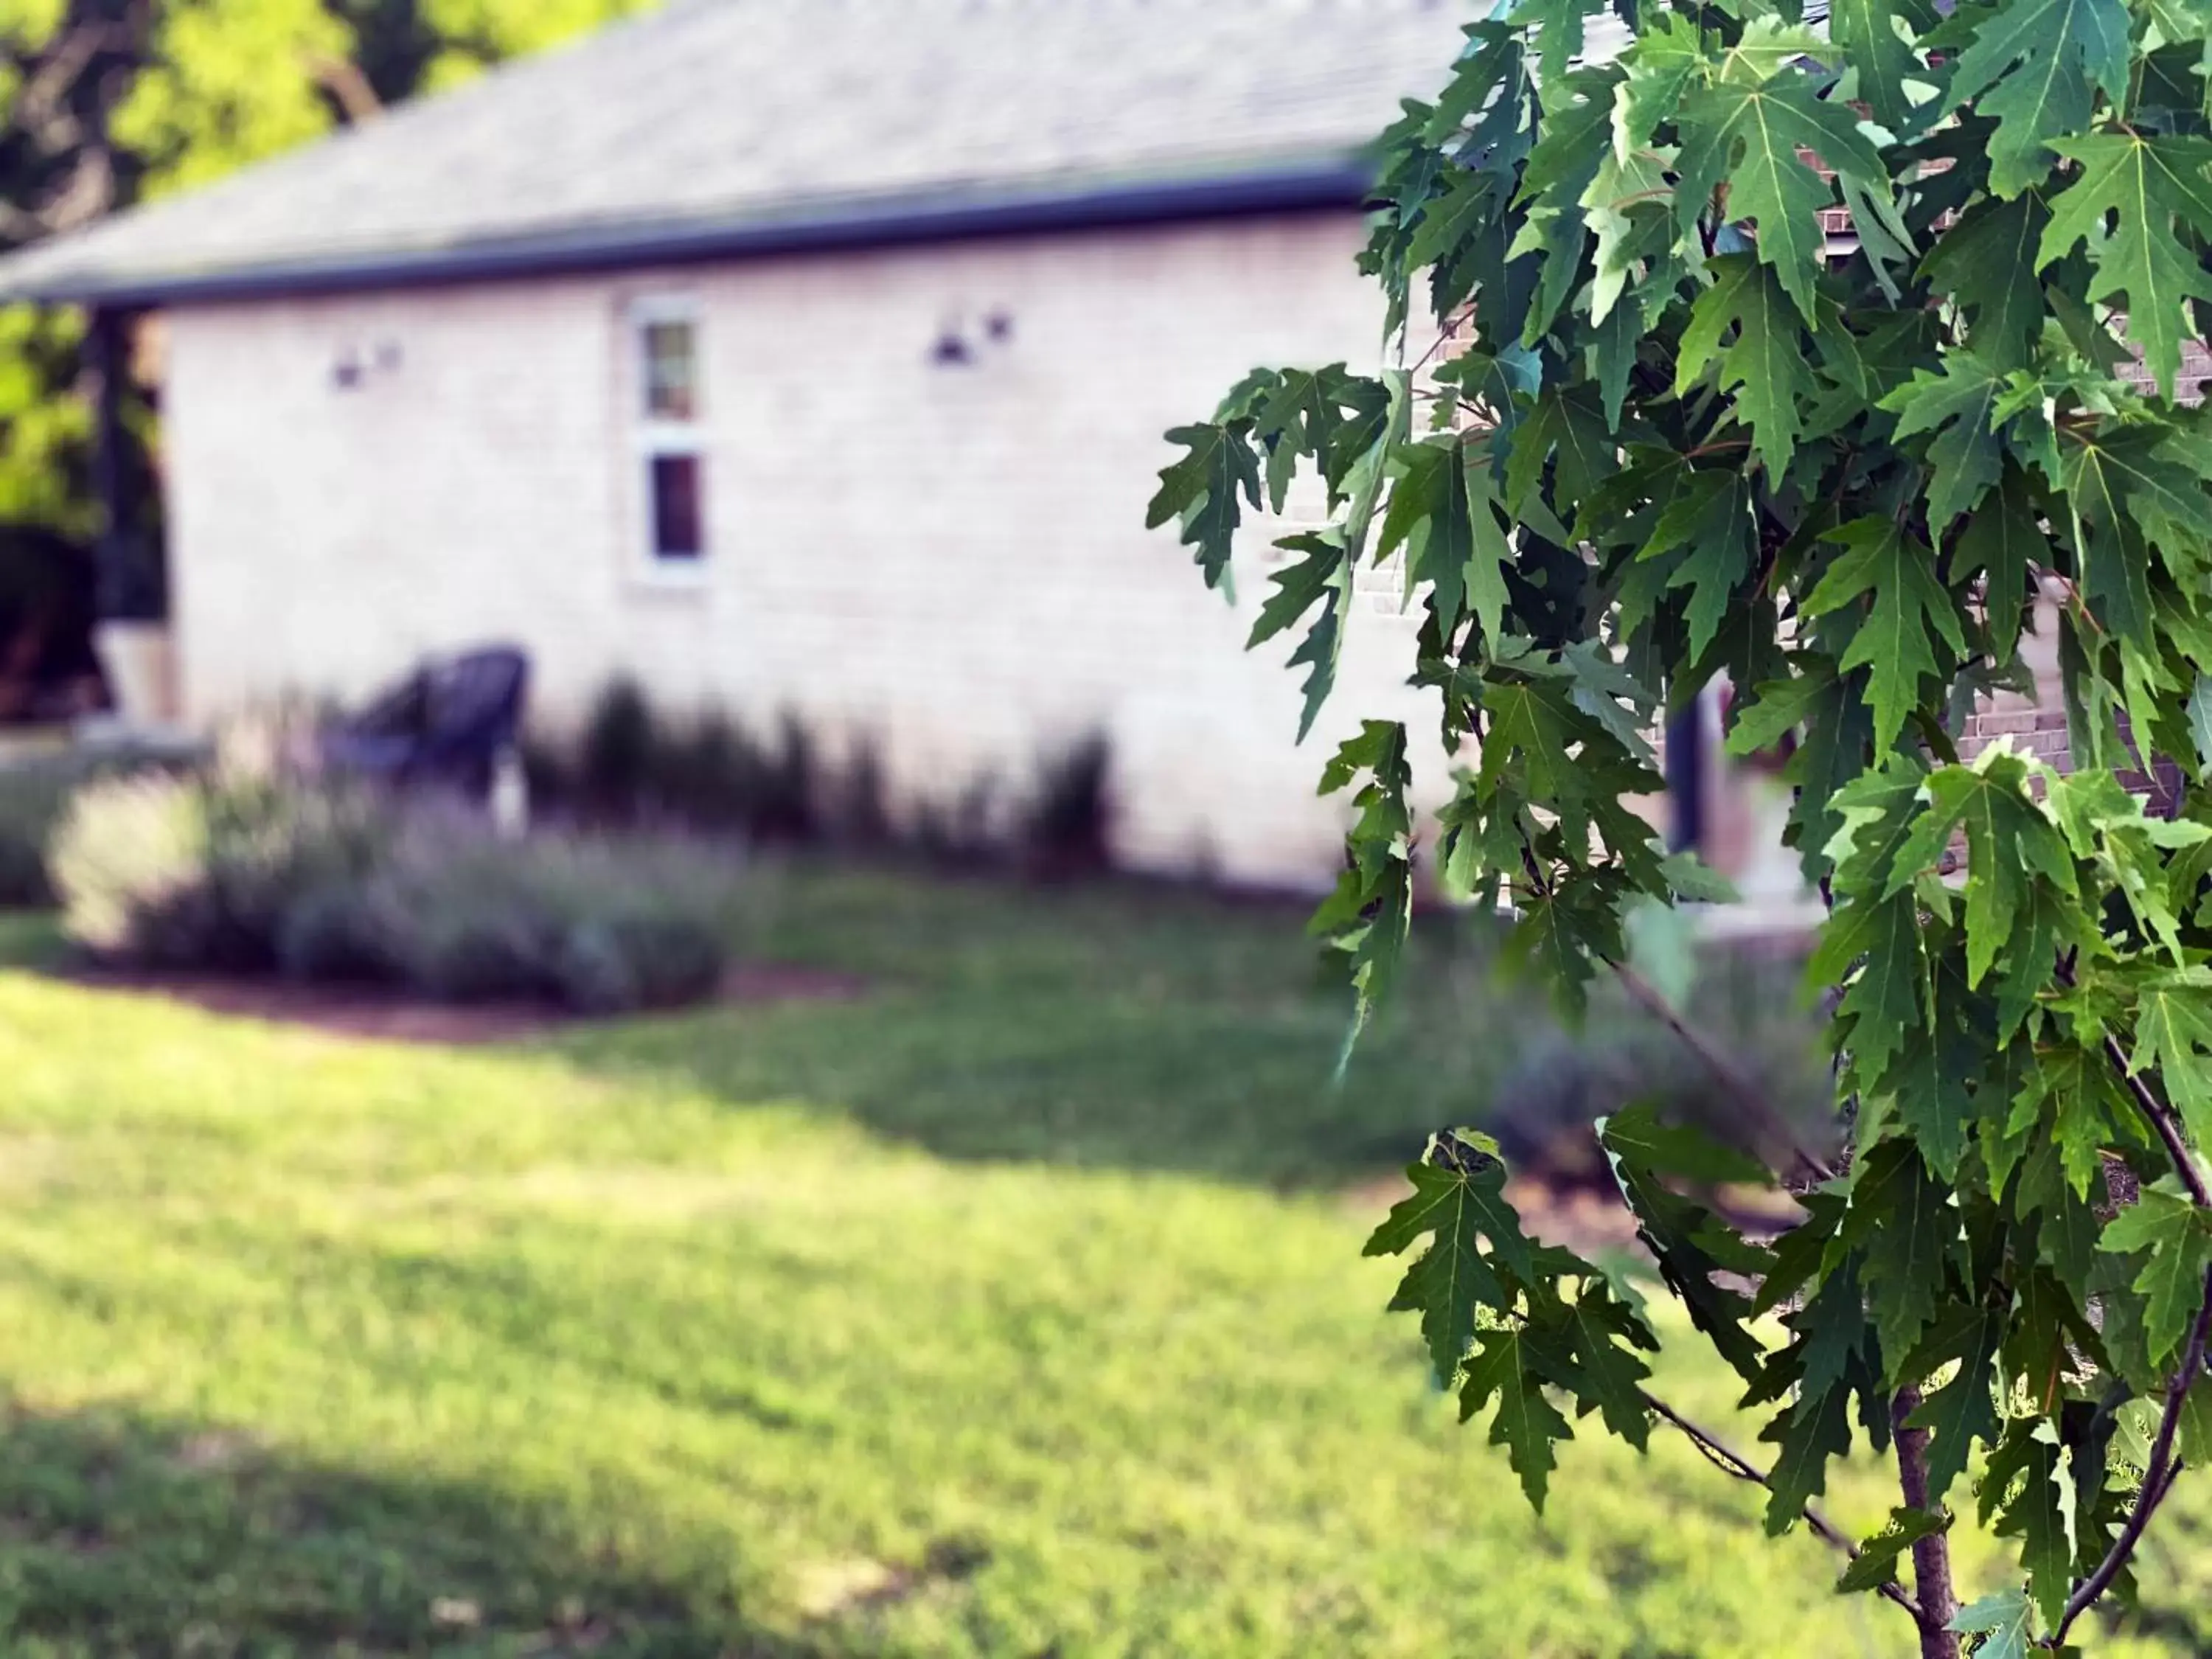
[0,0,1470,886]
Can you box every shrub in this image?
[0,741,193,910]
[0,765,72,907]
[578,677,657,818]
[1016,731,1113,876]
[829,734,894,851]
[49,772,211,957]
[655,709,757,830]
[52,722,744,1013]
[757,713,819,842]
[545,679,1117,877]
[518,731,574,815]
[910,773,1001,868]
[53,739,389,970]
[364,821,738,1011]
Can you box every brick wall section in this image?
[1953,585,2188,827]
[159,212,1454,888]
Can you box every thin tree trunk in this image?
[1892,1388,1959,1659]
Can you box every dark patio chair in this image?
[322,645,529,799]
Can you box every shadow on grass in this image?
[0,1399,813,1658]
[546,872,1528,1189]
[545,868,1837,1192]
[0,910,66,975]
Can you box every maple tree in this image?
[1150,2,2212,1653]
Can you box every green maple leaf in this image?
[1725,662,1836,757]
[2132,966,2212,1147]
[1377,436,1514,644]
[1983,1422,2074,1629]
[1882,351,2007,532]
[1950,1587,2037,1659]
[1475,677,1661,866]
[1558,1282,1656,1450]
[1903,1306,2006,1503]
[1815,890,1928,1089]
[2006,1262,2098,1410]
[2101,1184,2212,1366]
[1509,0,1604,112]
[1251,365,1344,511]
[1952,465,2049,663]
[1147,422,1260,591]
[1787,1258,1879,1400]
[1510,204,1590,347]
[1759,1381,1854,1535]
[1802,518,1967,750]
[1458,1324,1576,1510]
[1674,72,1895,321]
[1674,254,1812,475]
[2017,1147,2106,1306]
[2190,672,2212,782]
[1520,65,1615,209]
[1944,0,2131,197]
[1365,1136,1537,1384]
[1637,469,1756,658]
[1612,12,1703,152]
[1600,1115,1773,1383]
[2053,438,2157,646]
[1579,144,1674,327]
[1598,1102,1771,1186]
[1881,1023,1978,1178]
[2039,133,2212,399]
[1823,759,1930,891]
[1503,386,1615,532]
[2054,423,2210,580]
[1847,1140,1961,1367]
[1312,722,1413,1036]
[2008,1043,2137,1197]
[1712,17,1831,86]
[1503,870,1627,1020]
[1891,751,2076,990]
[1248,534,1350,744]
[1921,193,2052,372]
[1837,1506,1950,1594]
[1830,0,1931,135]
[1404,170,1502,276]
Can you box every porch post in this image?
[1664,686,1705,855]
[86,304,129,619]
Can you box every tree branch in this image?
[1893,1386,1960,1658]
[1503,816,1837,1187]
[2048,1269,2212,1647]
[2102,1030,2211,1206]
[2044,953,2212,1645]
[1638,1389,1925,1626]
[1612,958,1838,1184]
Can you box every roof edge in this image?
[11,159,1377,307]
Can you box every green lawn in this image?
[0,868,2206,1656]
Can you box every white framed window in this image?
[628,296,707,572]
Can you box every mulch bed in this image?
[52,962,867,1046]
[1344,1169,1805,1261]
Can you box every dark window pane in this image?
[650,453,703,560]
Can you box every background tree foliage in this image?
[0,0,653,709]
[1152,1,2212,1652]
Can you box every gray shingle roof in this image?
[0,0,1471,305]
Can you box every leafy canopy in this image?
[1150,0,2212,1646]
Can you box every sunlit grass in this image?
[0,866,2199,1655]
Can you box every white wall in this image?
[161,212,1451,886]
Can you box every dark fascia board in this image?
[20,159,1377,308]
